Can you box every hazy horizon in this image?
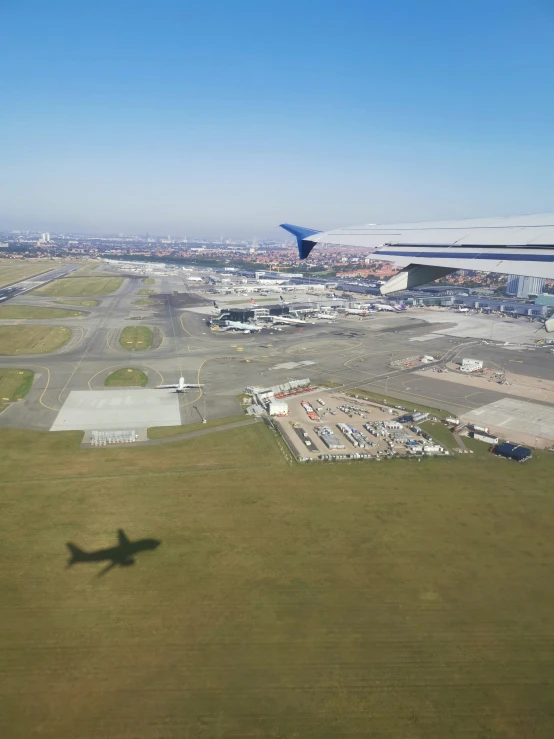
[1,1,553,238]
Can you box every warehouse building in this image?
[268,400,289,417]
[217,305,290,323]
[461,358,484,373]
[492,443,532,462]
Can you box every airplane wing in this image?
[281,214,554,294]
[156,384,179,389]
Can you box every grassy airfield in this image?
[0,369,33,412]
[1,422,554,738]
[0,305,86,319]
[0,260,59,288]
[147,414,248,438]
[105,368,148,387]
[120,325,153,350]
[56,298,99,307]
[0,325,71,354]
[33,276,123,297]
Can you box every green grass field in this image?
[74,262,100,273]
[1,423,554,738]
[422,420,459,452]
[0,305,86,319]
[147,414,247,439]
[138,288,153,295]
[142,277,155,285]
[104,368,148,387]
[132,298,151,306]
[56,299,99,307]
[0,260,59,288]
[33,276,123,297]
[0,369,34,412]
[0,325,71,354]
[119,325,153,350]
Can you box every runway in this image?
[0,264,553,431]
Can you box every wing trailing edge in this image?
[380,265,457,294]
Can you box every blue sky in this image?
[1,0,553,237]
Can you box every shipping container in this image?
[469,424,490,434]
[471,432,499,444]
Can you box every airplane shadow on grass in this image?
[66,529,161,577]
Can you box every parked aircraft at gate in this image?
[281,214,554,332]
[226,321,263,333]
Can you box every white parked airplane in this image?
[455,306,470,313]
[226,320,263,332]
[316,313,337,320]
[271,315,307,326]
[345,307,369,316]
[281,214,554,332]
[156,376,204,393]
[371,303,395,312]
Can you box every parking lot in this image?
[274,391,449,461]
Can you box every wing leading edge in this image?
[280,214,554,294]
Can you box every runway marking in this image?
[153,326,165,349]
[87,364,130,390]
[19,364,59,411]
[167,299,184,377]
[86,363,165,389]
[178,357,209,408]
[367,378,480,412]
[342,348,398,369]
[58,290,130,402]
[178,354,239,409]
[179,312,211,342]
[144,365,164,386]
[36,365,59,411]
[66,325,85,352]
[285,339,362,356]
[105,328,122,353]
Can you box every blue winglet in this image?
[280,223,321,260]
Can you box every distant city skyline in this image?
[1,1,553,236]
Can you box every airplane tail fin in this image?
[66,542,86,565]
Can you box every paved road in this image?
[1,265,552,431]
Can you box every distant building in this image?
[268,400,288,416]
[535,294,554,307]
[505,275,545,298]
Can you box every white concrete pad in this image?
[463,398,554,442]
[51,390,181,431]
[409,334,438,342]
[270,361,316,371]
[413,312,537,343]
